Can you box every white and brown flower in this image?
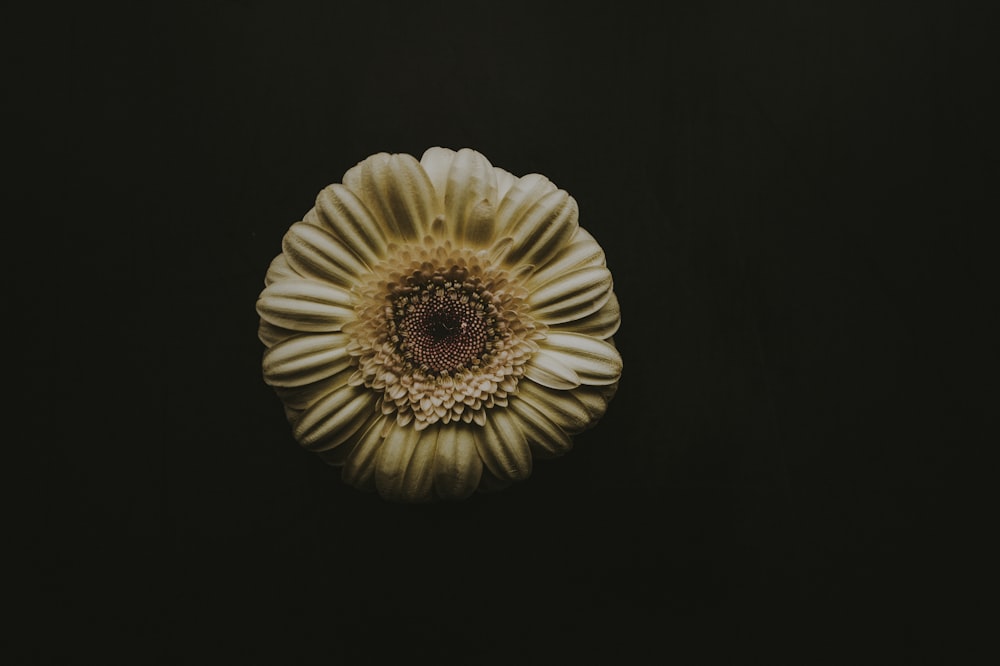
[257,148,622,501]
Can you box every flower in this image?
[257,148,622,502]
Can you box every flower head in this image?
[257,148,622,501]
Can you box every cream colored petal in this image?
[571,384,615,423]
[313,183,388,266]
[444,148,499,247]
[258,320,300,348]
[432,422,482,500]
[493,167,518,202]
[498,188,579,269]
[265,254,299,286]
[293,383,377,451]
[284,404,302,424]
[419,146,456,208]
[282,222,368,287]
[256,279,355,332]
[275,365,352,411]
[551,292,621,339]
[477,468,512,493]
[375,423,438,502]
[523,348,581,390]
[493,173,558,238]
[527,265,613,325]
[341,416,389,492]
[275,377,341,412]
[262,332,353,387]
[317,416,376,467]
[342,152,435,243]
[525,229,606,291]
[535,332,622,386]
[515,379,594,435]
[474,409,532,483]
[509,394,574,459]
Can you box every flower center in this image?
[394,288,493,374]
[347,240,542,429]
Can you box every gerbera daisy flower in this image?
[257,148,622,501]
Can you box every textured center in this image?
[347,240,540,429]
[395,289,491,374]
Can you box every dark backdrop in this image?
[13,1,993,663]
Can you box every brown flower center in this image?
[346,240,542,429]
[393,288,494,374]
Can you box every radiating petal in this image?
[274,366,352,410]
[375,423,437,502]
[493,173,557,238]
[317,415,377,467]
[282,222,368,287]
[474,409,532,482]
[523,348,581,390]
[258,320,300,348]
[256,279,355,332]
[433,422,482,500]
[313,183,388,266]
[342,152,435,243]
[444,148,498,246]
[477,468,512,493]
[509,394,574,459]
[550,292,621,339]
[525,229,606,291]
[341,416,389,491]
[535,332,622,386]
[494,167,518,202]
[262,332,354,387]
[293,383,377,451]
[571,384,615,423]
[527,265,613,325]
[498,188,579,269]
[515,379,593,435]
[265,254,299,286]
[419,146,456,207]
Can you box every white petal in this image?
[262,332,353,387]
[341,416,389,492]
[342,152,435,243]
[523,348,581,390]
[536,332,622,386]
[515,379,594,435]
[527,265,613,325]
[551,291,621,339]
[509,395,574,459]
[477,468,512,493]
[571,384,615,422]
[419,146,456,207]
[293,383,377,451]
[525,229,606,291]
[265,254,299,286]
[274,366,352,410]
[432,422,482,500]
[494,173,557,238]
[282,222,368,287]
[474,409,532,482]
[313,183,388,266]
[444,148,498,247]
[317,416,377,467]
[494,167,518,202]
[258,320,299,348]
[375,423,438,502]
[498,188,579,269]
[256,279,355,332]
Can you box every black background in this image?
[13,1,994,663]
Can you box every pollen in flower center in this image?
[393,287,494,374]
